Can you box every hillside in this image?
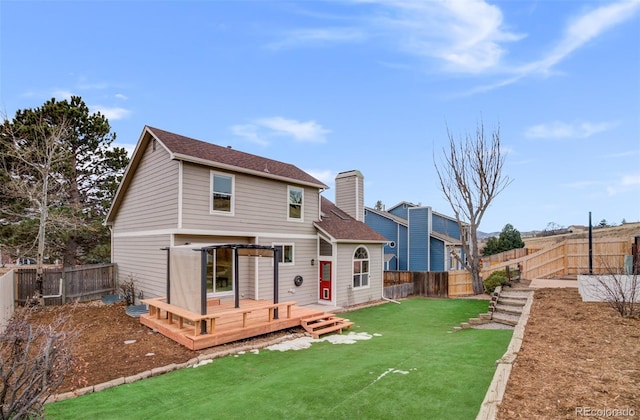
[524,222,640,250]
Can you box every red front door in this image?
[319,260,332,301]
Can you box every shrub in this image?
[483,270,508,293]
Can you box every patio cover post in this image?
[234,246,240,308]
[273,247,279,319]
[200,248,208,334]
[161,247,171,304]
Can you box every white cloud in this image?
[524,120,618,139]
[474,0,640,92]
[372,0,524,72]
[90,106,131,121]
[51,89,75,101]
[115,93,128,100]
[268,27,366,50]
[607,173,640,195]
[269,1,522,73]
[230,124,270,146]
[305,169,335,186]
[231,117,330,146]
[530,0,640,75]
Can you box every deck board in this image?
[140,298,326,350]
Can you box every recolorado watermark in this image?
[576,406,636,417]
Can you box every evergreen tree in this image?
[482,236,502,256]
[482,223,524,256]
[498,223,525,250]
[1,97,129,265]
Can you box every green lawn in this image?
[47,298,511,420]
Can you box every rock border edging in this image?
[46,333,302,404]
[476,290,534,420]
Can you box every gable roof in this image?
[364,206,408,226]
[315,196,388,243]
[106,126,328,224]
[148,126,327,188]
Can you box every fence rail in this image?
[383,270,474,299]
[15,263,116,306]
[481,238,633,279]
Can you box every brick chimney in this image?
[335,170,364,221]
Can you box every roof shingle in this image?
[315,197,388,242]
[148,126,327,188]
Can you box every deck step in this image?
[301,313,353,338]
[301,313,336,325]
[309,321,354,339]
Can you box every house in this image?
[105,126,388,310]
[364,200,467,272]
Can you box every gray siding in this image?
[113,234,171,299]
[335,243,383,307]
[113,141,179,232]
[256,237,318,306]
[335,171,364,221]
[181,164,320,236]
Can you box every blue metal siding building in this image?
[364,202,465,272]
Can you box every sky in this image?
[1,0,639,233]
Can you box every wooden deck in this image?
[140,298,328,350]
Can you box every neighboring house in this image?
[105,126,387,309]
[365,200,467,272]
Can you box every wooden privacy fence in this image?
[383,270,474,299]
[481,239,633,279]
[15,263,116,306]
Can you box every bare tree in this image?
[1,114,71,301]
[583,258,638,318]
[434,121,511,294]
[0,306,78,419]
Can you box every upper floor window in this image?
[288,186,303,221]
[273,243,294,265]
[353,246,369,289]
[211,172,234,214]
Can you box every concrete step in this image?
[460,322,471,329]
[478,313,492,321]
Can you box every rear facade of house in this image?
[106,127,388,309]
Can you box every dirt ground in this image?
[13,288,640,418]
[21,301,303,394]
[498,288,639,419]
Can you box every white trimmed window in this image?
[211,172,234,214]
[273,244,294,265]
[353,246,369,288]
[288,186,304,221]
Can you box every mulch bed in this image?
[498,288,639,419]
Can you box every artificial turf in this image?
[46,298,512,420]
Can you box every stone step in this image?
[500,291,530,298]
[498,298,526,307]
[478,313,492,321]
[452,326,462,332]
[494,304,523,315]
[468,317,487,325]
[492,313,519,326]
[460,322,471,329]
